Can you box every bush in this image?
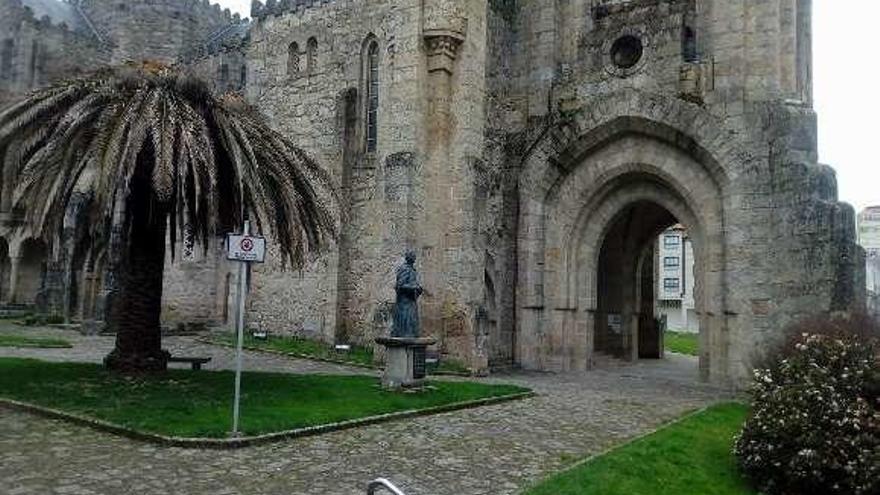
[735,323,879,495]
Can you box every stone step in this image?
[591,352,629,369]
[0,303,34,310]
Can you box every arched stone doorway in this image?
[16,238,48,305]
[516,92,740,384]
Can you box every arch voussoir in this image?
[516,89,737,382]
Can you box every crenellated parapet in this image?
[79,0,239,25]
[74,0,244,63]
[250,0,335,21]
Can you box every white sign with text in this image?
[226,234,267,263]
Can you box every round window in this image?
[610,35,644,69]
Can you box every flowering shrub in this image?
[735,332,880,495]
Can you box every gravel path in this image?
[1,324,734,495]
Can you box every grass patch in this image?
[524,403,754,495]
[432,358,470,375]
[213,333,375,367]
[0,313,31,320]
[214,333,474,374]
[665,331,699,356]
[0,334,72,349]
[21,314,65,326]
[0,358,528,438]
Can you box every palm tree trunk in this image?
[104,174,169,372]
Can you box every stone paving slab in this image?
[1,323,735,495]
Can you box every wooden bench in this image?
[168,356,212,370]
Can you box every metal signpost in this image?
[226,221,266,437]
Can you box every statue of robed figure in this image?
[392,250,423,338]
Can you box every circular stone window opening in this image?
[610,35,644,69]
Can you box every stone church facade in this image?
[0,0,865,384]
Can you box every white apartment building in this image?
[656,225,697,333]
[858,206,880,317]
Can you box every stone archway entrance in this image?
[515,94,741,383]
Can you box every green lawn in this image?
[212,333,472,374]
[0,358,527,438]
[213,332,376,367]
[664,331,699,356]
[0,334,72,349]
[524,403,755,495]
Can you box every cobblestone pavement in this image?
[1,324,735,495]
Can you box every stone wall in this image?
[161,237,235,330]
[80,0,239,63]
[241,0,425,347]
[0,0,109,108]
[229,0,500,369]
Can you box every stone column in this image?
[419,5,468,361]
[7,255,21,304]
[39,259,64,315]
[1,154,15,214]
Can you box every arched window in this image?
[682,27,698,63]
[288,42,300,76]
[306,37,318,74]
[364,39,379,152]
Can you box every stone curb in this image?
[197,337,473,377]
[517,401,748,494]
[0,391,537,450]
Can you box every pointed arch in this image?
[514,90,755,384]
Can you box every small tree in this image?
[735,317,880,495]
[0,63,337,372]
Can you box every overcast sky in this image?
[215,1,880,211]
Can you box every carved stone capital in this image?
[424,30,465,75]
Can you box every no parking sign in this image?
[226,233,266,263]
[226,222,267,436]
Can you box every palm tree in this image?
[0,62,337,372]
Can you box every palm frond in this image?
[0,63,338,268]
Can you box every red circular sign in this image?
[240,238,254,252]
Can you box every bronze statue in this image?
[392,250,423,338]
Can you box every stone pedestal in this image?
[375,337,436,389]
